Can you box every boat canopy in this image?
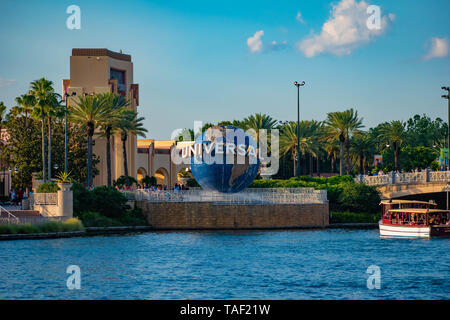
[379,200,436,206]
[388,208,450,214]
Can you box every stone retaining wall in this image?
[137,201,329,229]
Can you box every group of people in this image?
[9,188,26,205]
[136,184,190,192]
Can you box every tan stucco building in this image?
[63,48,191,188]
[63,48,139,186]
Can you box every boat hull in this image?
[379,222,430,238]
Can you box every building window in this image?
[110,68,126,95]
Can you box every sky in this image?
[0,0,449,139]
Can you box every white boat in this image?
[379,200,450,238]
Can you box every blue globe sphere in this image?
[191,125,260,193]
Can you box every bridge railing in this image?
[355,170,450,186]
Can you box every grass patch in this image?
[0,218,84,234]
[330,211,380,224]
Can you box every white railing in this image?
[356,170,450,186]
[133,188,328,205]
[0,205,19,224]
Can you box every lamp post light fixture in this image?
[64,91,76,175]
[293,81,305,177]
[442,86,450,171]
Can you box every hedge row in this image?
[251,176,380,213]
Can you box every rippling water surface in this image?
[0,229,448,299]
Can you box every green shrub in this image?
[72,183,130,219]
[250,176,380,213]
[0,218,84,234]
[36,182,59,193]
[77,211,120,227]
[187,177,200,187]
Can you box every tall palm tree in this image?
[323,139,339,174]
[70,95,112,188]
[242,113,277,144]
[30,78,56,182]
[45,94,63,180]
[116,111,147,183]
[351,131,374,175]
[15,93,35,127]
[98,93,129,187]
[279,120,322,176]
[379,120,407,171]
[325,108,363,175]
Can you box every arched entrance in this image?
[154,167,169,187]
[137,167,147,186]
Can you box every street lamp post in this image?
[442,86,450,170]
[64,92,76,175]
[293,81,305,178]
[441,86,450,209]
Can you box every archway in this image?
[154,167,169,187]
[137,167,147,185]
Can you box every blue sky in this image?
[0,0,449,139]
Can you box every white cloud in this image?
[298,0,394,58]
[424,37,449,60]
[296,11,305,24]
[0,78,16,87]
[247,30,264,53]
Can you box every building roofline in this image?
[72,48,131,62]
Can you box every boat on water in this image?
[379,200,450,238]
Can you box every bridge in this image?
[355,171,450,200]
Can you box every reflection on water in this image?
[0,229,448,299]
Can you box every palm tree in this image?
[98,93,129,187]
[116,111,147,184]
[45,94,63,180]
[279,120,322,176]
[379,120,407,171]
[325,108,363,175]
[323,140,339,174]
[15,94,35,127]
[242,113,277,144]
[70,95,112,188]
[30,78,57,182]
[351,131,374,175]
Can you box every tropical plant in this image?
[113,175,138,188]
[55,171,72,184]
[70,95,112,187]
[116,111,147,184]
[98,93,129,186]
[30,78,58,182]
[279,120,323,176]
[350,131,374,175]
[242,113,277,145]
[325,108,363,175]
[142,175,157,187]
[378,120,407,171]
[36,181,59,193]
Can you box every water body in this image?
[0,229,448,299]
